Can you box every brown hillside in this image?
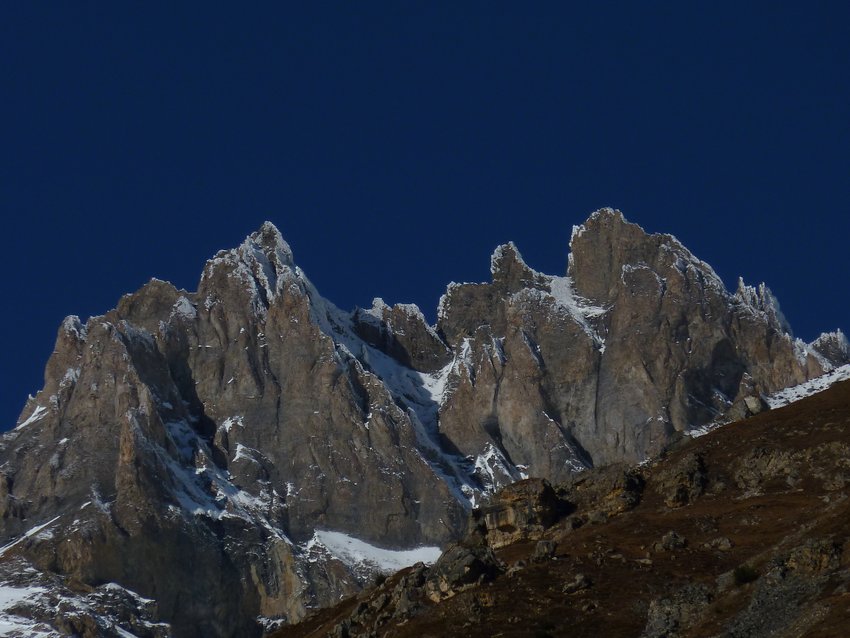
[273,379,850,638]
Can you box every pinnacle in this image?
[244,220,294,267]
[570,208,631,248]
[489,241,527,276]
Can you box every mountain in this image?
[0,209,846,636]
[272,376,850,638]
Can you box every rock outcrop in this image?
[469,478,569,549]
[1,210,847,636]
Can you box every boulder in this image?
[472,479,570,548]
[424,545,503,602]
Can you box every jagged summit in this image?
[568,207,726,306]
[489,241,548,293]
[811,329,850,368]
[569,206,626,243]
[734,277,792,335]
[489,241,526,274]
[234,220,293,257]
[1,209,848,636]
[198,221,300,317]
[248,220,295,267]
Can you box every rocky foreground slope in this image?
[275,377,850,638]
[0,209,847,636]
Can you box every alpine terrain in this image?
[1,209,847,636]
[274,374,850,638]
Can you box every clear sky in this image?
[2,3,849,429]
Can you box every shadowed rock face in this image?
[0,210,846,636]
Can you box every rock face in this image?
[273,377,850,638]
[435,210,842,482]
[0,210,847,636]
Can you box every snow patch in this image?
[15,406,48,431]
[414,360,454,407]
[0,563,168,638]
[688,365,850,439]
[363,297,390,321]
[257,616,286,633]
[0,583,57,637]
[767,364,850,409]
[471,443,525,501]
[171,296,197,320]
[687,422,723,439]
[0,516,62,557]
[232,443,258,464]
[488,248,607,349]
[60,367,80,387]
[547,275,607,347]
[304,530,440,575]
[222,416,244,433]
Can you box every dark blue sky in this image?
[2,3,849,429]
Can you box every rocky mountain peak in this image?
[198,222,300,316]
[236,221,297,293]
[569,206,627,239]
[811,329,850,368]
[569,208,726,306]
[251,220,295,267]
[1,210,847,637]
[489,242,547,293]
[60,314,87,340]
[351,297,451,373]
[734,277,793,335]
